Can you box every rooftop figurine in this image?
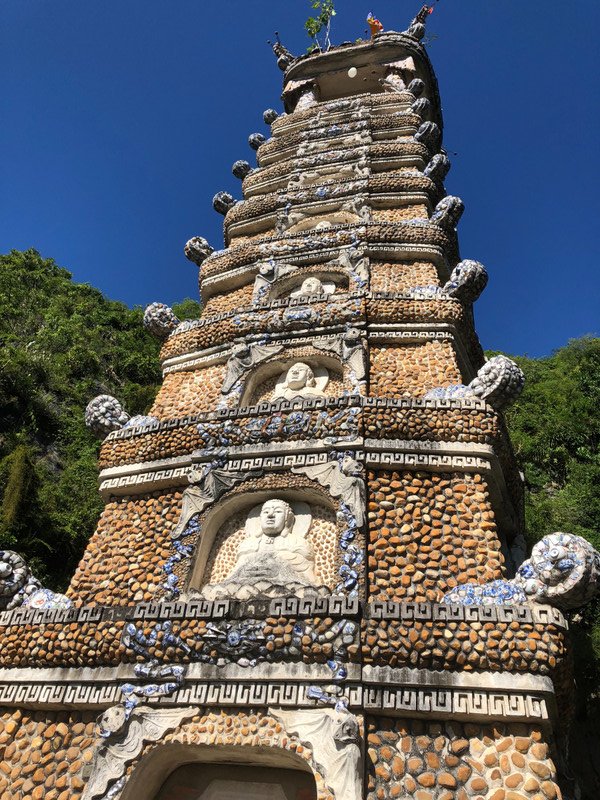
[367,12,384,38]
[407,4,434,40]
[268,32,295,70]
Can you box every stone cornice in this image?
[0,664,554,726]
[0,596,565,630]
[104,395,490,443]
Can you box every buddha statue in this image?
[273,361,329,401]
[289,276,336,299]
[201,499,322,599]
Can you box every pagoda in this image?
[0,8,598,800]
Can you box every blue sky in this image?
[2,0,598,357]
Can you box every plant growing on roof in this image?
[305,0,336,53]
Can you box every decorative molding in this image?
[269,708,363,800]
[162,322,366,376]
[160,318,480,383]
[171,462,257,540]
[366,599,568,628]
[292,456,366,527]
[81,705,198,800]
[99,438,504,494]
[0,675,554,726]
[103,394,490,443]
[0,596,565,630]
[96,436,521,538]
[362,687,550,723]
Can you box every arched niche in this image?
[184,484,339,598]
[238,352,346,408]
[268,268,349,301]
[285,210,363,235]
[121,742,318,800]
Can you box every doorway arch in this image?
[121,742,320,800]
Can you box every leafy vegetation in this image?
[0,249,199,588]
[504,338,600,793]
[304,0,336,52]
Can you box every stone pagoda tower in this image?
[0,9,599,800]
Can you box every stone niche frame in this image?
[184,484,341,597]
[237,351,348,409]
[119,741,322,800]
[267,268,349,302]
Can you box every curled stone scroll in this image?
[222,339,284,395]
[81,706,198,800]
[443,532,600,611]
[424,355,525,411]
[443,259,488,304]
[269,708,363,800]
[292,456,365,527]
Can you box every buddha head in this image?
[296,277,323,296]
[259,499,295,538]
[285,362,316,392]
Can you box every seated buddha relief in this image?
[201,498,328,600]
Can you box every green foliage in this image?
[503,337,600,788]
[0,249,184,588]
[304,0,336,52]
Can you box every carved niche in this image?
[195,498,336,600]
[251,246,368,303]
[272,362,330,401]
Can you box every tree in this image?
[0,249,199,586]
[305,0,336,52]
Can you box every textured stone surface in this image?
[366,718,562,800]
[0,708,96,800]
[68,490,180,606]
[149,365,227,419]
[367,470,504,601]
[370,341,463,398]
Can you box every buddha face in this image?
[259,499,294,538]
[285,362,314,391]
[299,277,322,295]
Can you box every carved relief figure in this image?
[273,362,329,401]
[290,276,335,298]
[202,499,324,599]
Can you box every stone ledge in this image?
[104,395,489,442]
[0,675,552,725]
[0,596,567,630]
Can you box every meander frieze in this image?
[159,296,366,363]
[98,401,507,471]
[156,315,482,382]
[0,599,568,678]
[0,597,567,631]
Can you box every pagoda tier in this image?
[0,25,594,800]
